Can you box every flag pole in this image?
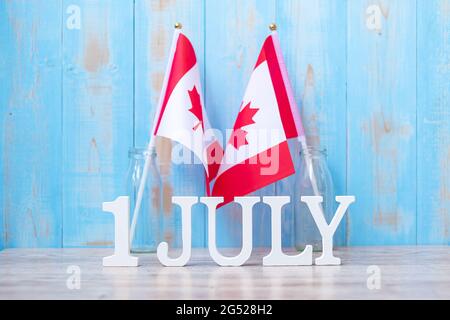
[269,23,324,208]
[129,23,182,244]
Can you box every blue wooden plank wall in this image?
[417,0,450,244]
[1,0,63,248]
[62,0,134,247]
[347,0,417,245]
[1,0,449,248]
[0,0,5,250]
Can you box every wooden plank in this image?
[0,1,62,247]
[62,0,134,247]
[1,247,450,299]
[205,0,276,248]
[275,0,348,247]
[0,0,5,250]
[347,0,417,244]
[134,0,206,248]
[417,0,450,244]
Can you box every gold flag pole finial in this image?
[269,23,277,31]
[174,22,182,29]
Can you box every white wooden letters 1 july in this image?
[102,195,355,267]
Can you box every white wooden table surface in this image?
[0,247,449,300]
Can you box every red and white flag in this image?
[212,32,305,205]
[152,30,223,191]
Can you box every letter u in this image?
[200,197,259,266]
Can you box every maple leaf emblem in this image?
[188,86,204,131]
[230,102,259,150]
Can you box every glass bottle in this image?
[127,147,162,253]
[158,142,205,248]
[294,147,334,251]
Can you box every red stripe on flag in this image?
[258,36,298,139]
[153,33,197,135]
[254,48,267,69]
[212,141,295,207]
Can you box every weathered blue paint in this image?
[417,0,450,245]
[1,0,450,248]
[0,0,5,250]
[62,0,134,247]
[347,0,417,245]
[1,0,63,248]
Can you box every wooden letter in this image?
[201,196,259,266]
[262,196,313,266]
[102,196,139,267]
[157,196,198,267]
[301,195,356,265]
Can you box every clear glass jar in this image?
[127,147,162,253]
[294,147,334,251]
[158,142,205,248]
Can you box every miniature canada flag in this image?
[131,26,223,242]
[152,27,223,190]
[212,30,306,206]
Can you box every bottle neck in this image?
[300,147,327,159]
